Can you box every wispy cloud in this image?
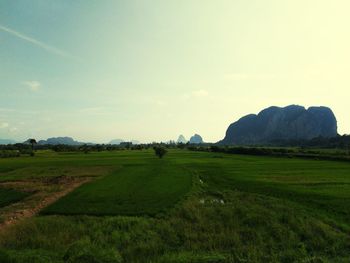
[22,81,41,91]
[0,24,75,59]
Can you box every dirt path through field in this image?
[0,176,92,231]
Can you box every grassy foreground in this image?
[0,149,350,262]
[0,188,29,209]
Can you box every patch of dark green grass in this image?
[0,188,29,208]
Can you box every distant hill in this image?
[109,139,125,145]
[219,105,338,145]
[0,139,16,145]
[109,139,140,145]
[38,137,84,145]
[189,134,204,144]
[177,135,187,144]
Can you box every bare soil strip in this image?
[0,176,92,231]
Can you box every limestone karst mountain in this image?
[177,135,187,144]
[37,137,84,145]
[220,105,338,145]
[189,134,204,144]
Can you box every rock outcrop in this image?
[177,135,187,144]
[220,105,337,145]
[38,137,84,145]
[189,134,204,144]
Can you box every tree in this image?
[153,146,167,159]
[29,139,37,152]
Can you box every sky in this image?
[1,0,350,143]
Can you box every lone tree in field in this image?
[153,146,167,159]
[29,138,37,151]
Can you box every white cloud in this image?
[22,81,41,91]
[0,122,9,129]
[192,89,209,97]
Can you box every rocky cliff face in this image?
[220,105,338,145]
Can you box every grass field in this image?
[42,159,192,216]
[0,188,29,209]
[1,149,350,262]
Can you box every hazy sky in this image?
[1,0,349,143]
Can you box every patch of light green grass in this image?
[42,158,193,216]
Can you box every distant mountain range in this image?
[109,139,125,145]
[38,137,85,145]
[0,137,142,146]
[175,134,204,144]
[109,139,140,145]
[219,105,338,145]
[0,105,340,146]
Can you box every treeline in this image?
[0,143,35,158]
[0,142,164,157]
[268,135,350,149]
[187,145,350,162]
[50,143,145,153]
[1,135,349,159]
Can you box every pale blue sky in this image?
[1,0,349,143]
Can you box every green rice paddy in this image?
[1,149,350,262]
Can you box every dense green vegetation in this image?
[42,159,192,216]
[0,188,29,209]
[0,150,20,159]
[1,149,350,262]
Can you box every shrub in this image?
[64,238,122,263]
[153,146,167,159]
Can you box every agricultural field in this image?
[42,159,192,216]
[0,149,350,262]
[0,188,29,209]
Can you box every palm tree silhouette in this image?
[29,138,37,152]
